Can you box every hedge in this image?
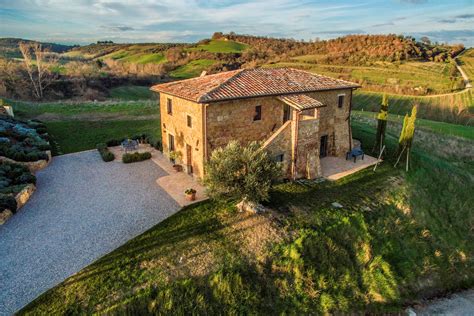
[96,143,115,162]
[105,134,162,151]
[0,161,37,213]
[122,151,152,163]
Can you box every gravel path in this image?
[411,289,474,315]
[0,150,180,315]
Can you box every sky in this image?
[0,0,473,46]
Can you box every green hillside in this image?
[352,90,473,126]
[458,48,474,79]
[187,39,248,53]
[267,57,463,94]
[170,59,216,79]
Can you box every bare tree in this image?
[19,42,58,99]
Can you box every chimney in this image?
[200,71,207,77]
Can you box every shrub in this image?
[122,151,152,163]
[96,143,115,162]
[204,141,281,203]
[0,194,17,213]
[145,134,162,151]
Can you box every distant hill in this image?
[0,38,74,59]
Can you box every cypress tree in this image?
[395,105,417,170]
[373,93,389,155]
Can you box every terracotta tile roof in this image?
[277,94,324,111]
[151,68,360,103]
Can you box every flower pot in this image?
[185,192,196,201]
[173,164,182,172]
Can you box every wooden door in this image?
[320,135,328,158]
[186,144,193,174]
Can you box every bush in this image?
[122,151,152,163]
[204,141,281,203]
[96,143,115,162]
[0,194,17,213]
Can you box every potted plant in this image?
[184,188,197,201]
[169,150,182,172]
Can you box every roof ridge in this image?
[288,67,357,86]
[198,68,245,102]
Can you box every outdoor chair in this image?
[346,148,364,163]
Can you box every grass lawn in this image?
[19,119,473,314]
[10,100,158,120]
[170,59,216,79]
[353,110,474,140]
[46,119,160,154]
[266,58,462,94]
[353,90,474,126]
[109,85,155,100]
[8,98,160,154]
[187,39,248,53]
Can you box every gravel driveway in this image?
[0,150,180,314]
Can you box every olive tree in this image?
[204,141,281,204]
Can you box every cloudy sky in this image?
[0,0,473,46]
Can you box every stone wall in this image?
[262,121,292,178]
[0,150,52,173]
[159,93,206,179]
[306,89,352,157]
[294,117,321,179]
[206,96,285,151]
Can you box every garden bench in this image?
[121,139,138,153]
[346,148,364,163]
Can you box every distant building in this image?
[151,68,360,179]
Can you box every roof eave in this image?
[201,85,360,103]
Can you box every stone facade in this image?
[159,88,353,180]
[159,93,206,179]
[206,96,285,151]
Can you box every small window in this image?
[338,95,345,108]
[253,105,262,121]
[275,154,284,162]
[187,115,192,128]
[168,134,175,151]
[167,98,172,115]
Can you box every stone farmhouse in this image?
[151,68,360,180]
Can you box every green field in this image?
[10,99,157,119]
[170,59,216,79]
[353,90,474,126]
[267,57,463,94]
[9,90,160,154]
[20,118,473,314]
[187,39,248,53]
[353,110,474,140]
[109,85,154,100]
[458,48,474,79]
[46,119,160,154]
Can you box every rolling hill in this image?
[0,38,74,59]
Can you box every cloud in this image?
[372,22,395,27]
[104,25,136,32]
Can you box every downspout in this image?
[348,89,354,150]
[203,104,208,160]
[291,109,300,180]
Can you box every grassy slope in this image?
[20,119,474,314]
[458,48,474,79]
[353,90,474,126]
[170,59,216,79]
[187,39,248,53]
[353,110,474,140]
[267,57,461,94]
